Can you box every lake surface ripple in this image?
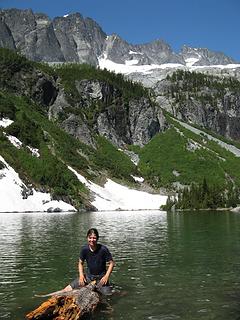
[1,210,240,319]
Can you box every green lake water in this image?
[1,210,240,320]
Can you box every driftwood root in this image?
[26,284,100,320]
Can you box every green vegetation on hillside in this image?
[163,178,240,210]
[138,128,223,188]
[0,48,33,76]
[55,63,149,103]
[0,94,87,208]
[5,111,43,148]
[0,92,16,119]
[165,69,240,109]
[1,47,240,210]
[0,49,146,206]
[167,69,240,93]
[93,136,137,181]
[0,90,138,208]
[138,121,240,192]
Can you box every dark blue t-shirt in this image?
[80,244,113,276]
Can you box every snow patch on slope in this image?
[98,54,240,77]
[0,118,13,128]
[0,155,76,213]
[69,166,167,211]
[98,54,183,75]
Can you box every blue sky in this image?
[1,0,239,61]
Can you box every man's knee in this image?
[97,284,112,295]
[70,278,81,289]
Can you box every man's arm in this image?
[99,260,115,285]
[78,259,86,286]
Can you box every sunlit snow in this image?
[0,155,76,213]
[131,175,144,183]
[26,146,40,158]
[129,50,143,55]
[6,135,22,149]
[125,59,139,66]
[0,118,13,128]
[98,54,240,76]
[69,166,167,211]
[4,133,40,157]
[189,63,240,71]
[98,54,183,75]
[185,57,200,67]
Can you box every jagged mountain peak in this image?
[54,11,104,29]
[135,39,184,65]
[0,7,50,24]
[54,12,84,22]
[104,33,133,61]
[102,35,185,65]
[53,11,106,33]
[137,38,172,50]
[0,7,33,15]
[0,8,238,71]
[180,44,237,66]
[105,33,131,48]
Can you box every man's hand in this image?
[79,274,86,286]
[78,260,86,286]
[99,274,109,286]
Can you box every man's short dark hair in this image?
[87,228,99,240]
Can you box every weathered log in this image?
[25,283,100,320]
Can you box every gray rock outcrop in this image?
[0,8,237,68]
[0,9,65,62]
[136,39,184,65]
[1,7,239,146]
[180,45,236,66]
[53,13,106,65]
[50,78,168,148]
[155,76,240,141]
[0,8,106,64]
[0,19,15,50]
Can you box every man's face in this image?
[88,233,97,247]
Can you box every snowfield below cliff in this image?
[69,167,167,211]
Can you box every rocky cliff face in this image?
[1,8,240,146]
[0,9,65,62]
[0,60,58,108]
[0,8,237,67]
[136,39,184,65]
[49,78,168,148]
[0,53,168,148]
[0,18,15,50]
[52,13,106,65]
[0,9,106,64]
[180,45,236,66]
[155,73,240,141]
[102,35,184,65]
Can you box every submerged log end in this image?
[26,285,100,320]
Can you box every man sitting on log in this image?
[63,228,115,295]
